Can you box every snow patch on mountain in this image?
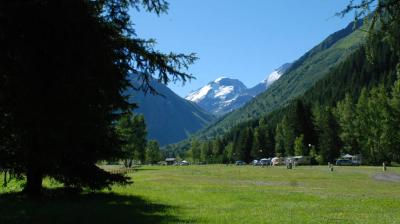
[186,63,292,115]
[215,86,234,98]
[185,77,249,115]
[186,84,212,102]
[265,70,282,86]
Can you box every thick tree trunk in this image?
[24,168,43,196]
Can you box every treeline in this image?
[115,114,164,165]
[184,82,400,165]
[182,39,400,165]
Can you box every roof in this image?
[165,158,176,162]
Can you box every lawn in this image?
[1,165,400,224]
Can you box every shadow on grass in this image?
[0,190,183,224]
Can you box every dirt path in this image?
[373,173,400,182]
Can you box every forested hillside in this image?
[166,10,400,165]
[171,35,399,164]
[192,20,365,140]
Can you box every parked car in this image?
[259,158,271,166]
[235,160,246,165]
[252,160,260,166]
[179,160,190,166]
[336,159,353,166]
[291,156,312,165]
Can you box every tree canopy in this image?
[0,0,195,195]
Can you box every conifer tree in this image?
[189,139,201,163]
[313,106,341,163]
[294,135,307,156]
[274,122,286,156]
[145,140,161,164]
[356,86,391,164]
[116,113,147,166]
[389,79,400,162]
[335,94,359,154]
[0,0,196,195]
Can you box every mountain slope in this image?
[192,19,365,139]
[127,78,215,146]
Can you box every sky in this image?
[130,0,355,97]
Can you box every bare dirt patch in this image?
[373,173,400,182]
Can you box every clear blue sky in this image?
[130,0,354,97]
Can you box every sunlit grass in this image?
[1,165,400,223]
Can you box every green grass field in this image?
[1,165,400,224]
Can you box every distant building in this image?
[165,158,176,165]
[341,154,362,165]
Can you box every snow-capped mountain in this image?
[185,77,252,115]
[186,63,291,115]
[246,63,292,96]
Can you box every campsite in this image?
[1,0,400,223]
[1,165,400,223]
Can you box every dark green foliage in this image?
[0,0,195,195]
[174,10,400,165]
[145,140,162,164]
[294,135,307,156]
[335,94,360,154]
[188,139,201,163]
[355,87,392,164]
[251,118,275,158]
[200,141,213,163]
[274,122,286,156]
[312,106,341,163]
[115,113,147,166]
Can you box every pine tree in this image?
[145,140,161,164]
[0,0,196,195]
[356,86,391,164]
[389,79,400,162]
[294,135,307,156]
[274,122,285,157]
[189,139,201,163]
[115,113,147,166]
[281,117,295,156]
[251,118,275,159]
[335,93,359,154]
[212,138,224,163]
[313,106,341,163]
[225,143,235,163]
[200,142,213,163]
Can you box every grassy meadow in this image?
[1,165,400,224]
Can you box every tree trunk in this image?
[24,168,43,196]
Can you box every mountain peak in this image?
[186,63,292,115]
[214,76,227,82]
[186,76,249,115]
[263,63,292,84]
